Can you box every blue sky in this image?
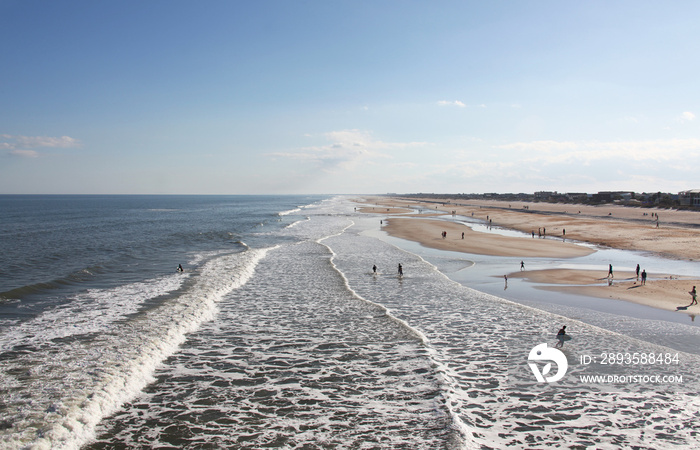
[2,1,699,194]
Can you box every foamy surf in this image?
[0,248,272,450]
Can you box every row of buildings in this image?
[398,190,700,208]
[532,190,700,207]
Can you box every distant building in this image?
[534,191,557,201]
[591,192,613,203]
[679,189,700,207]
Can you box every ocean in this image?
[1,195,699,449]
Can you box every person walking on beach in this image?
[608,264,614,278]
[641,269,647,285]
[636,264,640,280]
[520,261,525,271]
[555,325,567,348]
[398,263,403,276]
[691,286,697,305]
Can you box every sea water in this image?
[1,195,698,449]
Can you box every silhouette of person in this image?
[555,326,567,348]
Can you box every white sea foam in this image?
[88,231,452,449]
[0,247,273,450]
[324,218,700,449]
[0,274,187,351]
[285,216,310,229]
[278,207,301,216]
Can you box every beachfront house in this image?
[679,189,700,207]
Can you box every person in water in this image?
[177,264,184,272]
[372,264,377,274]
[555,325,567,348]
[398,263,403,276]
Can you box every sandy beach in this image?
[356,196,700,316]
[383,217,594,258]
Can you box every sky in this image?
[2,1,699,195]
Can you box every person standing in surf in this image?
[555,325,567,348]
[398,263,403,276]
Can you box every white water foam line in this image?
[0,274,187,352]
[318,224,477,449]
[15,247,276,450]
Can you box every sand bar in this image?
[358,196,700,260]
[509,269,700,313]
[356,196,700,316]
[384,217,594,258]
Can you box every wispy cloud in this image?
[269,130,429,172]
[9,149,39,158]
[679,111,696,123]
[2,134,81,157]
[437,100,466,108]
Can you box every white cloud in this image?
[9,149,39,158]
[1,134,81,157]
[437,100,466,108]
[269,130,429,172]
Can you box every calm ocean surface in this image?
[1,195,699,449]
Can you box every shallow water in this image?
[1,196,699,449]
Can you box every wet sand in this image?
[358,196,700,260]
[355,196,700,315]
[383,217,594,258]
[509,269,700,313]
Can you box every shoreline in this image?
[355,196,700,318]
[358,196,700,260]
